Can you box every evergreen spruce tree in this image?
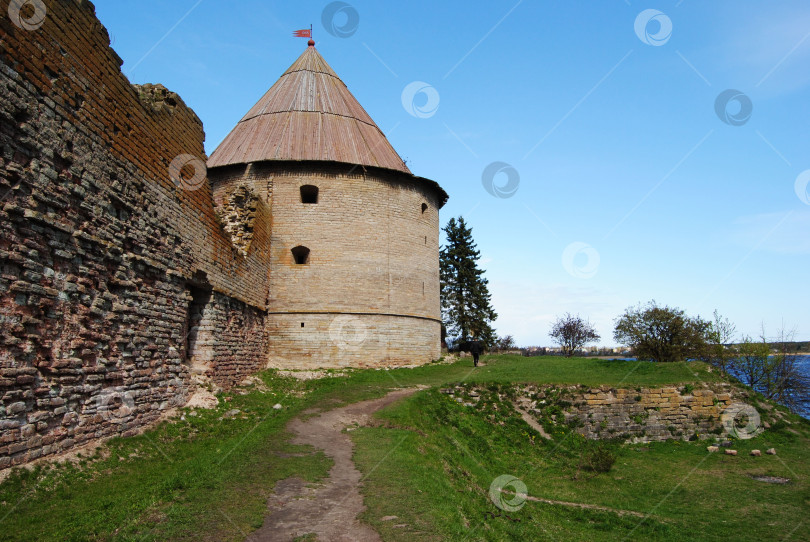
[440,217,497,347]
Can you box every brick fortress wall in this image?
[209,162,443,368]
[0,0,270,469]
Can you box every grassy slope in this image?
[0,355,806,541]
[353,357,810,541]
[354,391,810,541]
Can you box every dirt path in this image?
[514,406,552,440]
[495,489,653,519]
[247,388,420,542]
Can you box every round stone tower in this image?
[207,41,448,368]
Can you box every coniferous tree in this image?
[440,217,497,347]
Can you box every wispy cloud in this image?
[722,8,810,95]
[726,210,810,255]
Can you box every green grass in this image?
[330,354,720,390]
[0,355,804,541]
[0,372,333,541]
[353,375,810,541]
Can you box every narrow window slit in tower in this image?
[300,185,319,204]
[421,203,428,214]
[291,246,310,264]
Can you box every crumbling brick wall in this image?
[0,0,270,468]
[204,292,267,389]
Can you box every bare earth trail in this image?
[247,388,421,542]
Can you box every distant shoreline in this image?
[583,353,810,360]
[588,356,634,360]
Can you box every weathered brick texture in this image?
[265,313,440,369]
[1,0,446,468]
[0,0,270,469]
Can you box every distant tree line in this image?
[544,301,809,414]
[438,216,808,413]
[522,346,628,358]
[533,301,808,413]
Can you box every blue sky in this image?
[93,0,810,346]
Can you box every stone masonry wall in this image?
[0,1,270,469]
[266,164,441,318]
[265,313,441,369]
[211,161,442,319]
[202,291,268,389]
[209,161,444,368]
[513,384,736,442]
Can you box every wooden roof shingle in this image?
[208,44,411,174]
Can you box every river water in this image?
[786,355,808,418]
[727,355,810,419]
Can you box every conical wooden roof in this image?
[208,43,411,173]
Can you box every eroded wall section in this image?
[0,1,270,469]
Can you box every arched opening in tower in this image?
[291,245,310,265]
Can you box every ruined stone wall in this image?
[444,383,741,443]
[209,161,443,368]
[516,384,736,442]
[0,0,270,468]
[193,291,268,389]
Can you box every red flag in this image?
[293,29,312,38]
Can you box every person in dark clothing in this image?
[468,340,483,367]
